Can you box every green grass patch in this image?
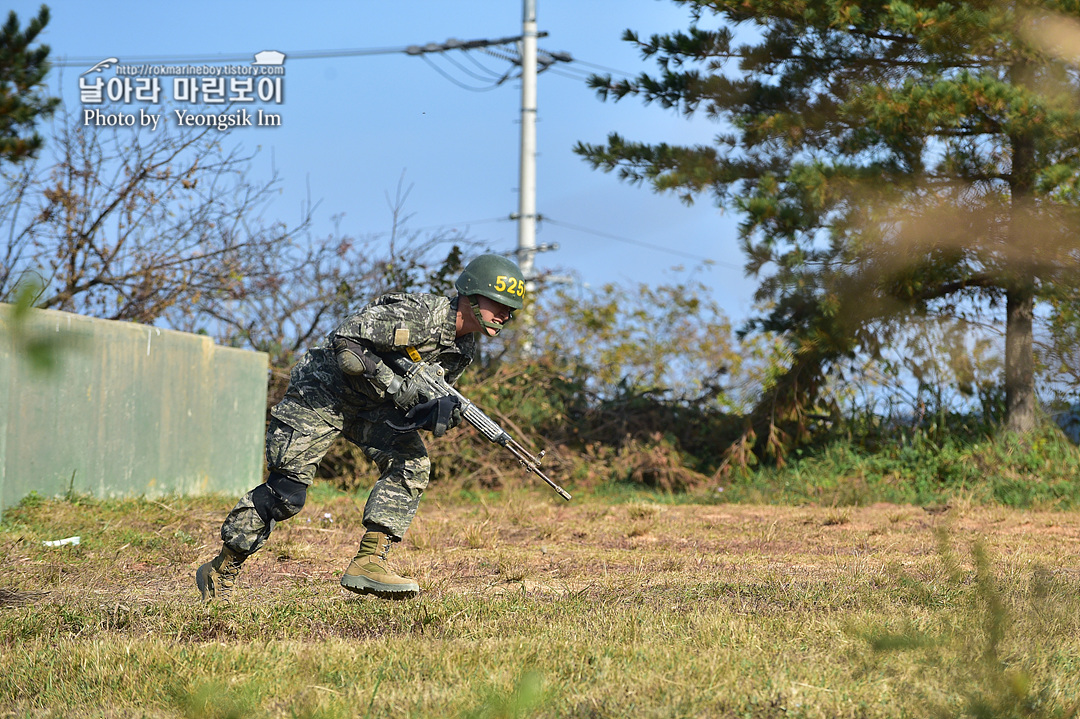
[713,422,1080,509]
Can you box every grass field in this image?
[1,484,1079,718]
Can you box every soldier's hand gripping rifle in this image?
[384,354,571,501]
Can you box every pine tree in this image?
[0,5,58,164]
[576,0,1080,448]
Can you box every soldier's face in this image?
[476,296,514,336]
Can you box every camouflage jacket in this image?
[274,293,475,429]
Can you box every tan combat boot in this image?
[195,545,245,605]
[340,531,419,599]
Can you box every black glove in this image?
[446,400,464,431]
[386,395,462,437]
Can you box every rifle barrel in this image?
[506,442,572,501]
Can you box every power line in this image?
[546,67,597,83]
[52,39,627,106]
[431,51,500,83]
[555,63,607,78]
[50,46,412,67]
[419,54,508,91]
[51,35,571,94]
[458,49,513,81]
[543,218,742,269]
[52,42,628,81]
[564,57,636,78]
[51,33,550,68]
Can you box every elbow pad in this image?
[333,336,378,376]
[332,336,402,395]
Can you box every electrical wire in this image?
[563,57,637,78]
[53,42,633,87]
[51,46,413,67]
[458,49,512,80]
[546,67,597,83]
[440,50,509,83]
[419,54,508,92]
[555,63,607,77]
[543,218,742,269]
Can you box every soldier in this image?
[195,254,526,603]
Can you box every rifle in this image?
[384,354,572,501]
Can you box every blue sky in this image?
[12,1,757,321]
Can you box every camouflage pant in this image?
[220,397,430,556]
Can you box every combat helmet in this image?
[455,254,525,335]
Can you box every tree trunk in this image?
[1005,283,1035,434]
[1006,59,1036,436]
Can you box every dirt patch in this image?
[5,493,1079,607]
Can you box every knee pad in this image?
[252,472,309,522]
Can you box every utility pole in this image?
[517,0,538,347]
[400,16,570,347]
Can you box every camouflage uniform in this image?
[220,293,475,555]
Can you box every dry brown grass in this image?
[1,488,1079,717]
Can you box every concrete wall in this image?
[0,304,268,514]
